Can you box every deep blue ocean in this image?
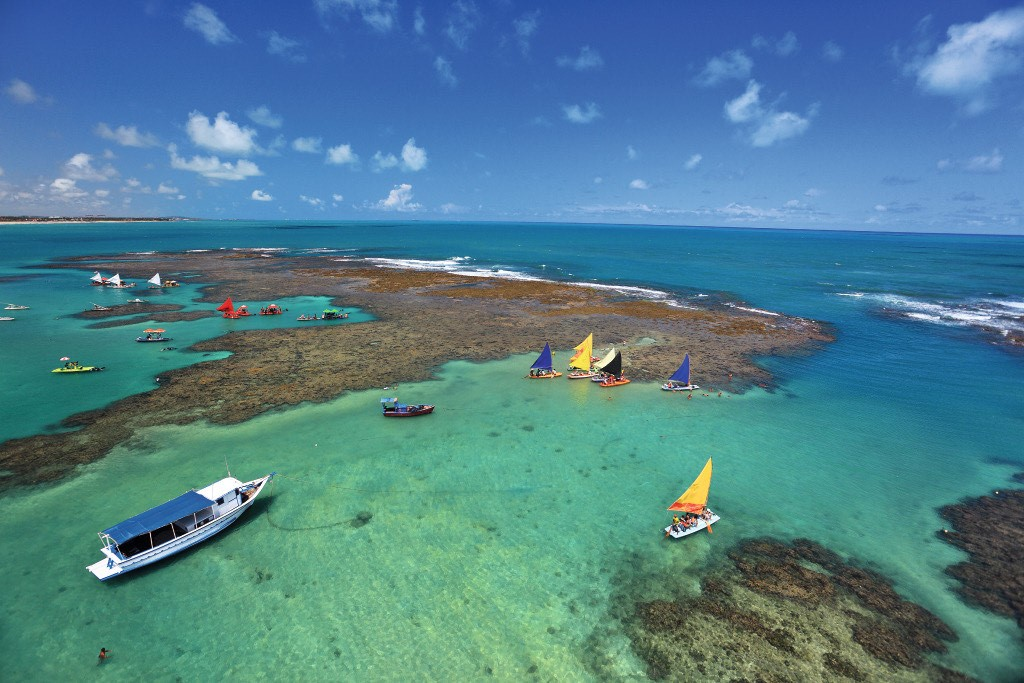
[0,221,1022,680]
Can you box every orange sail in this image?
[667,458,713,513]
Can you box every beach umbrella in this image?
[60,356,70,361]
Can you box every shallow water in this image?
[0,222,1022,680]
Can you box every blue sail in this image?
[668,354,691,384]
[530,342,554,370]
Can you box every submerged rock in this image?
[618,537,972,681]
[938,482,1024,632]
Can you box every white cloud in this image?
[629,179,649,190]
[695,50,752,86]
[562,102,602,124]
[95,122,160,148]
[157,183,179,194]
[401,138,428,171]
[753,31,799,56]
[326,144,359,166]
[372,151,399,172]
[440,202,468,214]
[413,7,426,35]
[95,189,110,198]
[751,111,812,147]
[724,80,763,123]
[909,6,1024,113]
[184,3,238,45]
[627,145,638,160]
[169,144,262,181]
[446,0,480,50]
[966,148,1004,173]
[187,111,259,155]
[724,80,815,147]
[267,31,306,63]
[376,183,421,211]
[332,193,344,202]
[684,153,703,170]
[435,56,457,88]
[804,187,823,197]
[937,148,1005,173]
[557,45,604,71]
[5,78,40,104]
[251,189,273,201]
[50,178,88,199]
[62,153,118,181]
[315,0,398,32]
[300,194,325,209]
[0,165,4,176]
[513,10,540,57]
[822,41,844,62]
[292,137,323,154]
[247,105,282,129]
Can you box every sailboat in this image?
[567,333,598,379]
[598,350,630,387]
[148,273,162,288]
[662,353,699,392]
[216,297,239,318]
[664,458,719,538]
[527,342,562,378]
[90,271,106,286]
[590,348,618,382]
[105,273,134,288]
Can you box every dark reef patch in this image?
[592,537,973,681]
[938,477,1024,632]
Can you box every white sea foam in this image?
[871,292,1024,335]
[725,302,781,316]
[571,281,671,299]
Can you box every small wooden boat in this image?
[567,333,599,379]
[4,303,29,310]
[216,297,248,319]
[297,314,318,321]
[664,458,719,539]
[91,303,111,311]
[0,316,14,321]
[598,351,630,387]
[86,472,275,581]
[662,353,699,391]
[104,273,135,288]
[381,397,435,417]
[137,328,171,343]
[527,342,562,378]
[90,271,107,286]
[127,298,145,303]
[260,304,283,315]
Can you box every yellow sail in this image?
[667,458,712,513]
[569,333,593,370]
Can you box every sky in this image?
[1,1,1023,233]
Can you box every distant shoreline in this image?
[0,216,186,225]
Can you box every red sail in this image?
[215,297,234,313]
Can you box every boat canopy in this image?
[530,342,555,370]
[667,458,713,513]
[103,490,214,544]
[668,354,691,384]
[570,333,593,371]
[593,348,617,371]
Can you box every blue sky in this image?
[1,1,1022,233]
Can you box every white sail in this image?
[148,273,162,287]
[108,273,122,286]
[90,271,104,283]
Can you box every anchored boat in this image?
[567,333,599,379]
[86,473,275,581]
[664,458,719,539]
[662,353,699,391]
[598,350,630,387]
[136,328,171,343]
[381,397,435,417]
[528,342,562,378]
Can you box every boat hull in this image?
[383,405,435,417]
[664,513,720,539]
[52,366,103,373]
[136,337,171,343]
[600,378,630,387]
[528,372,562,378]
[567,371,597,379]
[86,475,272,581]
[662,383,699,391]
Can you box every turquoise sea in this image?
[0,221,1022,681]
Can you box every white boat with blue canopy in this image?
[86,473,274,581]
[662,353,699,391]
